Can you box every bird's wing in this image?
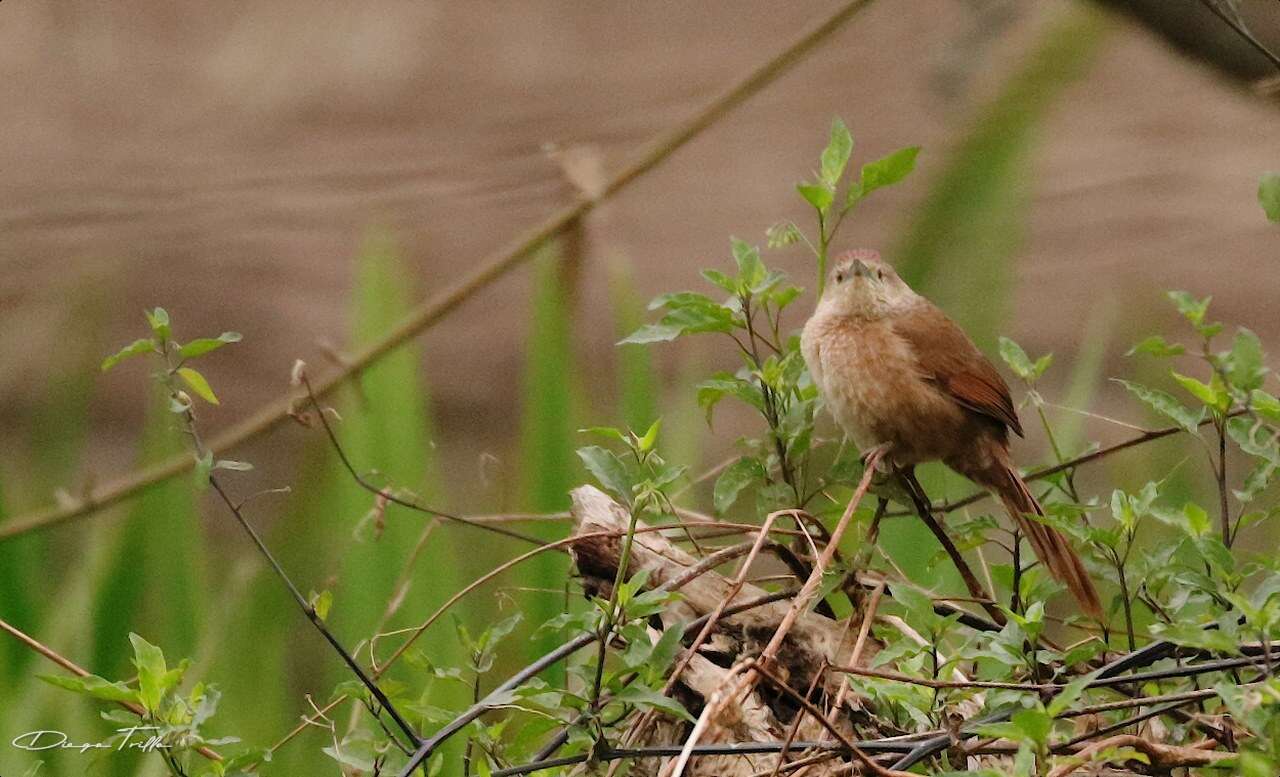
[893,303,1024,437]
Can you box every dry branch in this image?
[568,485,884,777]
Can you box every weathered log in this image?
[568,485,883,776]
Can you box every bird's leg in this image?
[897,468,1005,627]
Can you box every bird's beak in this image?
[850,259,870,278]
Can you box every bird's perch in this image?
[568,485,884,777]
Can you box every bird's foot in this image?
[861,442,894,473]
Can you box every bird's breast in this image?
[802,313,965,464]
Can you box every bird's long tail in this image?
[994,464,1103,620]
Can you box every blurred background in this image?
[1,1,1278,774]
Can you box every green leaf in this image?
[178,332,242,359]
[1226,416,1280,466]
[1153,501,1211,539]
[797,182,834,213]
[1113,379,1203,434]
[998,336,1035,380]
[309,589,333,621]
[1252,389,1280,424]
[1047,670,1100,716]
[819,118,854,187]
[1127,335,1185,358]
[700,268,739,294]
[1260,172,1280,222]
[1167,291,1210,327]
[39,673,139,704]
[731,239,768,291]
[637,418,661,454]
[576,446,634,504]
[696,374,765,423]
[618,323,684,345]
[713,457,767,514]
[645,625,685,679]
[1171,371,1229,413]
[1226,328,1267,391]
[145,307,171,339]
[622,292,738,345]
[854,146,920,202]
[129,632,169,713]
[1010,706,1052,746]
[611,685,694,722]
[101,338,155,371]
[177,367,220,405]
[580,426,628,444]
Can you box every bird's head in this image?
[818,249,919,319]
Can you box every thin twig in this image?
[207,476,421,749]
[885,410,1249,518]
[1197,0,1280,72]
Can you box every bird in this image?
[800,248,1102,619]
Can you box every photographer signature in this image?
[11,726,171,754]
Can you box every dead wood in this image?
[568,485,885,777]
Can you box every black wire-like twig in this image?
[207,476,422,749]
[397,589,796,777]
[888,637,1278,771]
[300,375,545,546]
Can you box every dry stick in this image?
[206,476,420,749]
[404,590,799,777]
[0,616,223,764]
[621,510,785,752]
[830,581,885,714]
[769,666,828,777]
[0,0,876,545]
[750,660,915,777]
[671,449,885,777]
[1046,734,1232,777]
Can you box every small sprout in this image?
[309,590,333,621]
[144,307,171,340]
[766,221,802,248]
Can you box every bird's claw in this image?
[861,443,894,473]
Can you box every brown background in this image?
[1,0,1277,510]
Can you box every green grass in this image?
[516,246,582,680]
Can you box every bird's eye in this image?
[875,269,884,280]
[835,272,845,283]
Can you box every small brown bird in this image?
[801,249,1101,619]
